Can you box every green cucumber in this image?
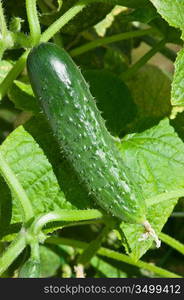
[27,42,147,226]
[19,258,41,278]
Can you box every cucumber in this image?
[27,42,146,225]
[19,259,40,278]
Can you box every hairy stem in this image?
[40,0,89,42]
[0,151,34,222]
[30,241,40,261]
[26,0,41,46]
[30,209,103,236]
[11,32,32,48]
[0,49,30,100]
[46,236,182,278]
[70,28,155,57]
[0,230,26,275]
[0,0,89,99]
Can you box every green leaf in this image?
[8,80,39,113]
[126,65,171,131]
[118,118,184,260]
[0,61,13,84]
[171,48,184,106]
[94,6,124,37]
[150,0,184,34]
[111,5,157,25]
[9,17,23,32]
[83,69,137,136]
[0,126,72,232]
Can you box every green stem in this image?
[45,217,105,234]
[70,28,155,57]
[0,151,34,223]
[46,236,182,278]
[122,39,166,80]
[141,35,177,62]
[0,0,8,37]
[0,230,26,276]
[0,49,30,100]
[30,241,40,261]
[160,232,184,255]
[98,247,181,278]
[146,189,184,207]
[26,0,41,46]
[0,0,89,99]
[40,0,89,42]
[30,209,103,236]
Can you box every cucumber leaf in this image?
[0,126,72,236]
[8,80,39,113]
[150,0,184,35]
[171,48,184,106]
[117,118,184,260]
[126,65,171,132]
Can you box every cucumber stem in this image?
[139,220,161,248]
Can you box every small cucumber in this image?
[19,258,40,278]
[27,43,146,225]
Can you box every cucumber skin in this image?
[19,259,40,278]
[27,42,146,224]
